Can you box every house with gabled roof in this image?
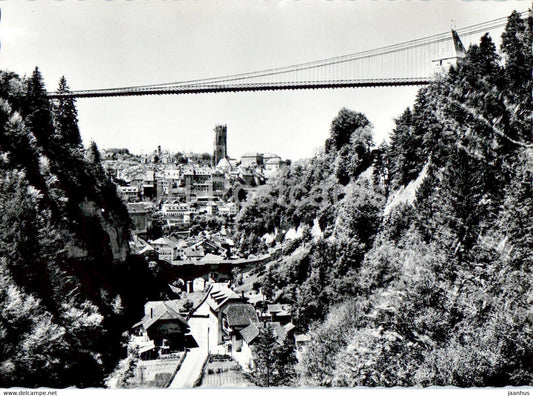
[198,253,225,264]
[221,302,259,350]
[131,300,193,360]
[192,283,259,359]
[184,245,205,260]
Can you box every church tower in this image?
[213,124,227,167]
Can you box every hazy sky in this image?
[0,0,527,160]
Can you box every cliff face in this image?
[65,201,129,262]
[79,200,130,262]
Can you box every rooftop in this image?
[151,237,178,248]
[239,323,260,344]
[205,283,241,312]
[222,303,259,328]
[133,300,189,331]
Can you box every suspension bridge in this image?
[47,12,525,99]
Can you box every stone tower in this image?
[213,124,227,167]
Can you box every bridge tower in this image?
[213,124,227,167]
[451,29,467,58]
[432,29,467,75]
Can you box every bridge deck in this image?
[47,78,432,99]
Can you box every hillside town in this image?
[104,125,288,264]
[104,125,302,388]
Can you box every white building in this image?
[218,202,238,216]
[192,283,259,370]
[150,237,179,262]
[118,186,139,200]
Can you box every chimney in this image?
[150,308,153,318]
[241,290,245,300]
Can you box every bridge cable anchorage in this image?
[45,11,529,99]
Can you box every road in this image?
[169,316,209,388]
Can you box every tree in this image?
[500,10,532,143]
[328,108,371,152]
[106,345,140,388]
[496,149,533,269]
[2,68,58,216]
[273,335,298,386]
[250,326,297,387]
[501,11,531,103]
[371,141,390,194]
[298,299,364,386]
[328,108,374,185]
[334,124,374,185]
[87,140,102,166]
[250,326,277,387]
[53,76,82,148]
[23,67,55,150]
[0,170,61,309]
[335,179,385,247]
[0,263,67,387]
[388,108,425,187]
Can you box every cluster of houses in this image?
[104,149,286,239]
[125,200,239,236]
[115,132,301,374]
[130,282,308,371]
[102,133,289,269]
[130,228,237,264]
[104,151,286,206]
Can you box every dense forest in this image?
[0,69,169,387]
[235,10,532,386]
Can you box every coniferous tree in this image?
[250,326,278,387]
[249,326,297,387]
[388,108,425,187]
[496,149,533,269]
[2,68,58,215]
[24,67,55,149]
[54,76,83,149]
[501,11,532,111]
[500,10,533,144]
[371,141,390,194]
[411,82,449,166]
